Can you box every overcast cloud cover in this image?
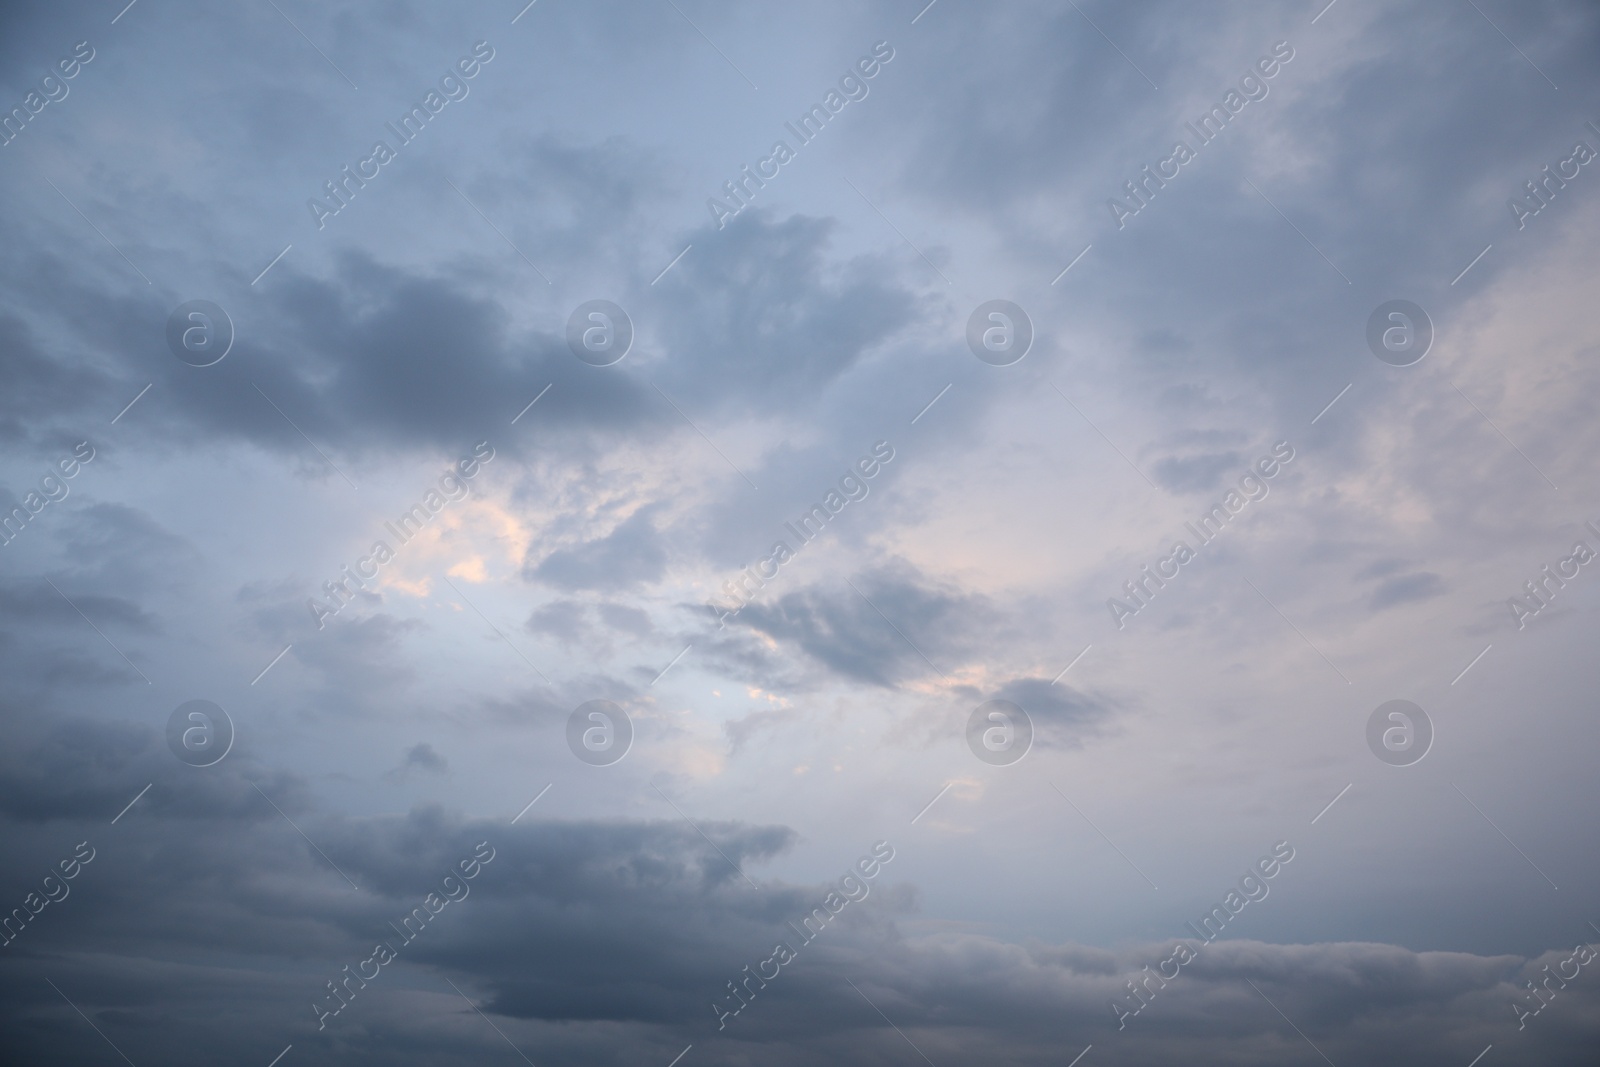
[2,0,1600,1063]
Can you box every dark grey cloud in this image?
[0,700,1596,1066]
[1,761,1595,1067]
[1368,571,1445,610]
[525,598,587,642]
[987,676,1113,749]
[728,562,990,688]
[0,314,109,449]
[398,742,446,774]
[0,577,153,632]
[3,204,927,489]
[182,252,660,463]
[0,574,158,690]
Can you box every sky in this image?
[2,0,1599,1064]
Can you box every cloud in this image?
[1368,571,1445,610]
[652,210,921,409]
[386,742,447,781]
[987,676,1114,749]
[0,314,115,450]
[525,599,588,642]
[1,772,1595,1066]
[3,3,1600,1064]
[1152,451,1244,493]
[528,506,668,592]
[0,578,154,632]
[728,563,990,688]
[597,602,652,637]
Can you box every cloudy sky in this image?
[3,0,1600,1063]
